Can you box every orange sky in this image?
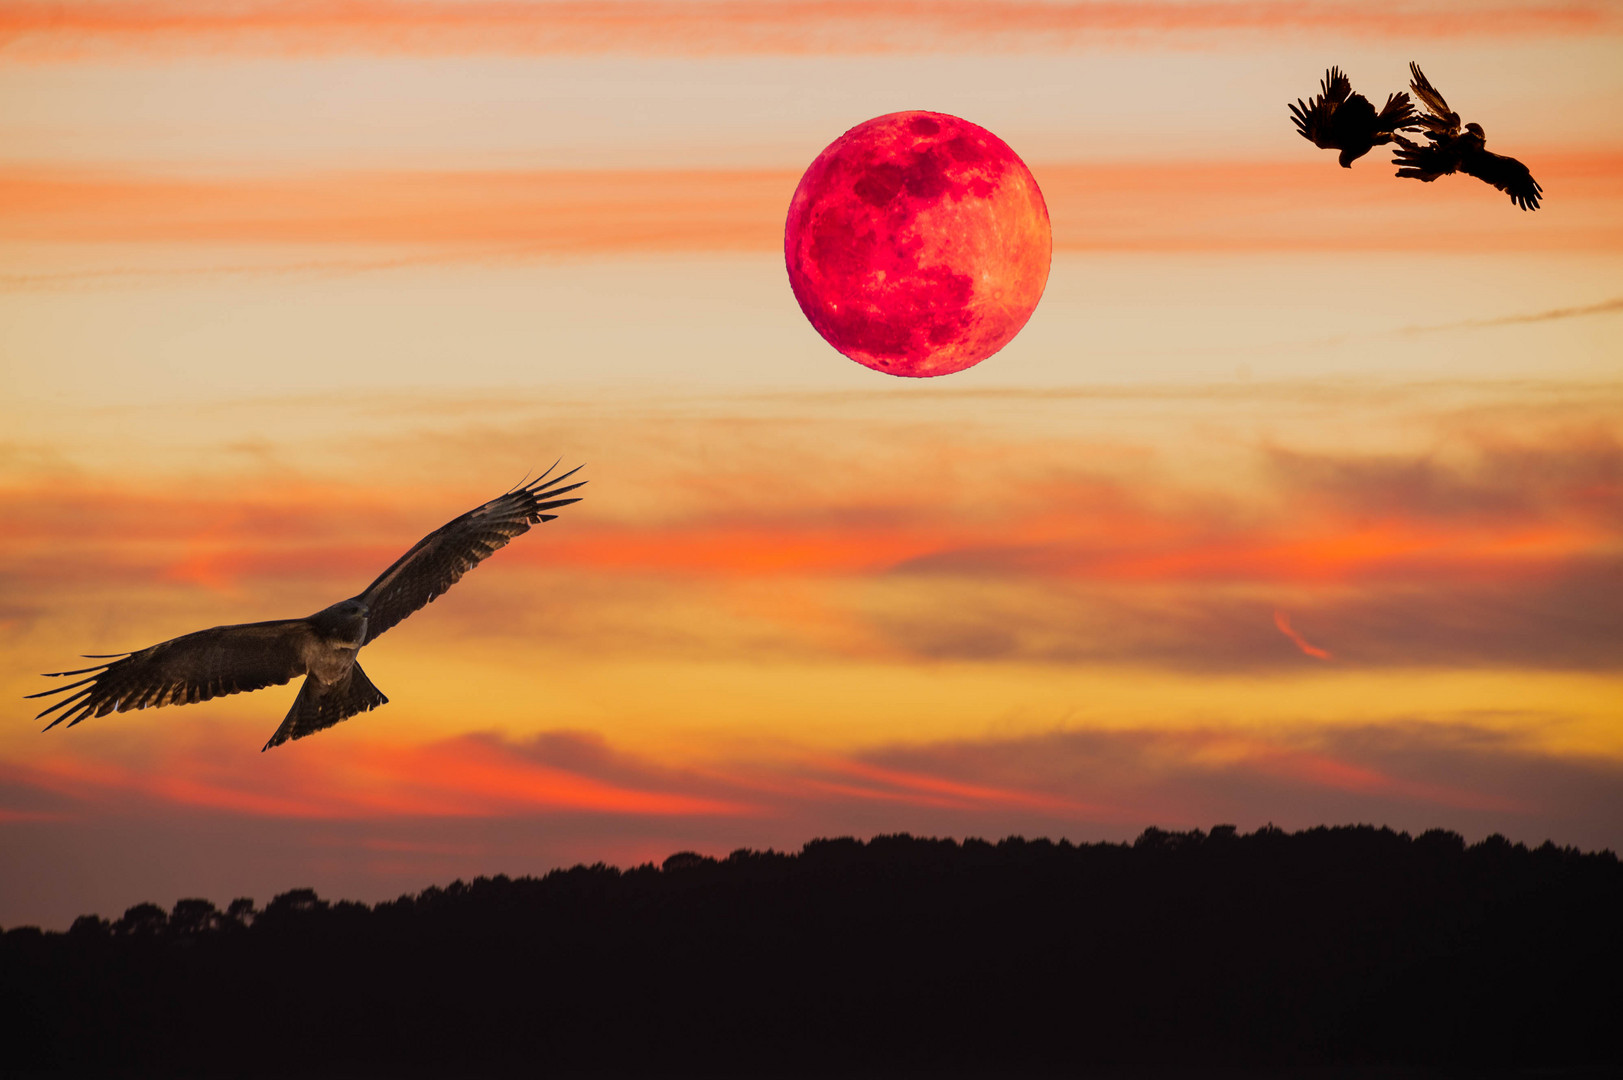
[5,155,1622,253]
[6,2,1618,60]
[1,0,1619,928]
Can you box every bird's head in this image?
[1337,148,1360,168]
[310,599,370,643]
[1464,122,1486,144]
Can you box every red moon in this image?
[784,111,1051,378]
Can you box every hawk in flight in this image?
[30,467,584,751]
[1392,62,1542,210]
[1289,66,1417,168]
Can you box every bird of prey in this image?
[29,467,584,751]
[1392,62,1542,210]
[1289,66,1418,167]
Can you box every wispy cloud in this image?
[6,718,1614,851]
[4,2,1613,61]
[862,722,1614,834]
[1402,296,1623,333]
[6,730,753,820]
[5,439,1611,591]
[6,715,1618,929]
[1274,610,1331,659]
[3,400,1618,674]
[4,155,1619,287]
[0,167,795,253]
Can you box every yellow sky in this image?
[2,1,1620,928]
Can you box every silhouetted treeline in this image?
[4,825,1620,1077]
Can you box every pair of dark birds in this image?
[1291,61,1541,211]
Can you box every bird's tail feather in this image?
[262,663,388,751]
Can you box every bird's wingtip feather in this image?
[525,462,583,493]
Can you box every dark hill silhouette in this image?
[3,826,1620,1077]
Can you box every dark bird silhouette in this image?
[1289,66,1417,167]
[29,467,584,751]
[1393,62,1542,210]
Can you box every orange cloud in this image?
[3,401,1616,680]
[7,493,1604,593]
[0,168,793,254]
[1040,155,1623,254]
[2,719,1533,832]
[1274,610,1331,659]
[871,725,1542,828]
[3,2,1613,60]
[808,758,1107,814]
[1075,519,1610,584]
[2,419,1614,596]
[3,156,1619,264]
[12,734,752,820]
[1184,734,1525,813]
[8,718,1616,930]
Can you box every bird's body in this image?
[1290,67,1417,167]
[1393,63,1542,210]
[30,467,583,750]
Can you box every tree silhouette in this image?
[2,826,1618,1076]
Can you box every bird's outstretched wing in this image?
[29,621,316,730]
[1375,92,1418,136]
[1407,62,1458,137]
[1289,67,1350,147]
[1461,147,1543,210]
[1391,134,1456,182]
[1320,67,1352,105]
[358,466,585,644]
[1288,95,1332,146]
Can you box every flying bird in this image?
[1392,62,1542,210]
[1289,66,1417,167]
[30,467,584,751]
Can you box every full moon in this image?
[784,111,1051,378]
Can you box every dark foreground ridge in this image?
[4,825,1620,1077]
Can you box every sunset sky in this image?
[2,0,1620,930]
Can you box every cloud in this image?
[791,757,1109,816]
[4,155,1620,282]
[4,728,754,822]
[4,2,1613,61]
[7,716,1613,838]
[861,721,1623,848]
[851,561,1623,671]
[1274,609,1331,659]
[0,167,794,253]
[3,397,1618,673]
[1265,429,1623,524]
[5,717,1619,928]
[1402,296,1623,333]
[1040,154,1623,255]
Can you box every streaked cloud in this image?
[1275,610,1331,659]
[3,390,1617,676]
[4,418,1612,589]
[1403,295,1623,332]
[4,156,1619,278]
[4,716,1618,929]
[861,721,1623,846]
[6,729,752,820]
[4,1,1614,62]
[0,167,794,253]
[2,716,1606,834]
[1264,430,1623,524]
